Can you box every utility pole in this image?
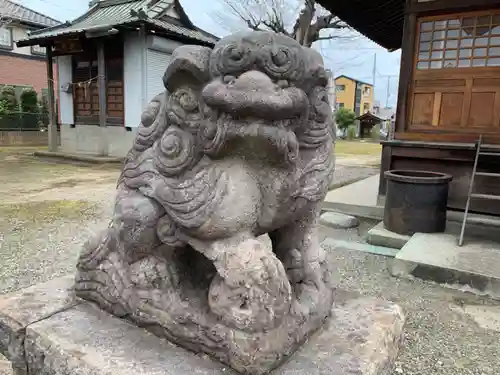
[372,53,377,89]
[386,76,391,108]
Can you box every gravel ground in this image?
[2,149,499,374]
[331,164,379,189]
[320,224,500,375]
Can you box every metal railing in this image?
[0,111,49,131]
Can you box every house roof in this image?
[315,0,405,51]
[356,111,383,123]
[334,75,373,87]
[0,0,61,28]
[16,0,218,47]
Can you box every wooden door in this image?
[405,11,500,143]
[104,39,124,126]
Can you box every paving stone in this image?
[366,221,411,249]
[322,238,399,258]
[320,212,359,229]
[23,297,404,375]
[0,276,78,375]
[450,304,500,333]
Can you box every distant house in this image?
[0,0,60,93]
[334,75,374,116]
[373,103,396,137]
[17,0,218,157]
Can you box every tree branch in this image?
[213,0,354,47]
[292,0,315,45]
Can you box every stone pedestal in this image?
[0,277,404,375]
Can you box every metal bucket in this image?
[384,170,453,236]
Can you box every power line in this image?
[19,0,77,13]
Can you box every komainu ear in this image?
[163,45,212,92]
[303,48,329,89]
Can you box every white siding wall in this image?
[123,34,184,127]
[145,35,182,103]
[57,55,74,125]
[146,49,171,102]
[123,32,145,127]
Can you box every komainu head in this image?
[132,30,333,175]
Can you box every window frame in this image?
[0,27,13,50]
[415,10,500,71]
[30,44,46,56]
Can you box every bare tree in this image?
[214,0,351,48]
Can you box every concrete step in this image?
[366,218,500,250]
[391,233,500,299]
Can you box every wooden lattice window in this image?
[416,12,500,70]
[73,52,99,124]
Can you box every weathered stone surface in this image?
[73,30,336,374]
[0,360,12,375]
[23,297,403,375]
[320,211,359,229]
[25,303,232,375]
[275,297,405,375]
[0,276,77,375]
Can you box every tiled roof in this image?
[17,0,218,46]
[0,0,61,28]
[316,0,404,51]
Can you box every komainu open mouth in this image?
[198,111,301,165]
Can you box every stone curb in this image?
[33,151,124,164]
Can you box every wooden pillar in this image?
[46,46,58,152]
[394,5,417,136]
[97,41,108,156]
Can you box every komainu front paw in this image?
[208,238,292,332]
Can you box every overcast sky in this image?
[18,0,401,108]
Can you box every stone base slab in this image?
[0,277,405,375]
[0,276,78,375]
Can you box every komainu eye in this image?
[272,49,288,66]
[258,45,305,82]
[210,43,254,77]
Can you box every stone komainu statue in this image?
[75,31,335,375]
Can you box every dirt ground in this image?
[0,148,120,205]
